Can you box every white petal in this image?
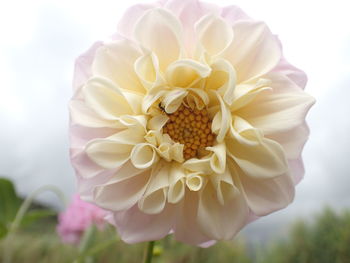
[210,167,238,206]
[69,100,117,128]
[131,143,159,169]
[142,86,168,114]
[134,52,165,90]
[168,164,186,203]
[148,115,169,131]
[230,78,272,111]
[197,181,249,240]
[93,166,151,211]
[222,21,281,83]
[166,59,211,88]
[195,14,234,57]
[113,204,175,243]
[138,163,170,214]
[163,89,188,113]
[186,172,206,192]
[92,40,145,93]
[134,8,183,71]
[83,77,142,120]
[237,74,315,135]
[173,189,213,245]
[226,116,288,179]
[183,156,212,174]
[267,123,309,159]
[211,92,231,142]
[206,143,226,174]
[85,129,145,169]
[207,59,237,105]
[231,161,295,216]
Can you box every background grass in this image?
[1,206,350,263]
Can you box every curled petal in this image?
[134,52,165,89]
[83,77,142,120]
[183,156,212,174]
[207,59,237,105]
[93,163,151,211]
[211,92,232,142]
[222,21,281,83]
[227,116,288,179]
[147,115,169,131]
[131,143,159,169]
[92,40,145,94]
[86,129,145,169]
[195,14,233,58]
[138,163,170,214]
[206,143,226,174]
[166,59,211,88]
[230,78,272,112]
[142,86,168,114]
[163,89,188,113]
[186,172,206,192]
[169,143,185,163]
[168,164,186,204]
[134,8,183,71]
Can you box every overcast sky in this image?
[1,0,349,243]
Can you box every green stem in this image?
[2,185,66,263]
[143,241,155,263]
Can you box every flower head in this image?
[69,0,315,245]
[57,194,107,244]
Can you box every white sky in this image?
[1,0,349,242]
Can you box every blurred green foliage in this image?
[1,177,350,263]
[261,207,350,263]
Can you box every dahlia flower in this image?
[69,0,315,245]
[57,194,106,244]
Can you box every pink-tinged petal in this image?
[73,41,102,95]
[69,100,118,128]
[237,75,315,135]
[117,3,161,38]
[112,204,175,243]
[195,14,233,57]
[227,116,288,179]
[273,57,308,89]
[173,190,212,245]
[164,0,220,55]
[93,163,152,211]
[134,8,183,72]
[231,162,295,216]
[197,181,249,240]
[221,5,250,24]
[288,156,305,185]
[222,21,281,83]
[267,122,310,160]
[92,40,145,94]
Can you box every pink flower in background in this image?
[57,194,107,244]
[69,0,314,245]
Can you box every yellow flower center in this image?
[162,104,216,160]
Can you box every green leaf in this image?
[0,222,7,239]
[20,209,57,227]
[0,178,21,225]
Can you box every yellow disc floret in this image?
[162,104,216,160]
